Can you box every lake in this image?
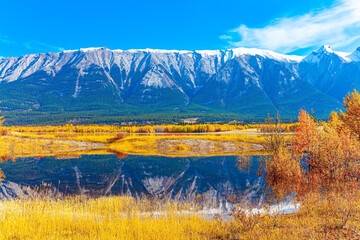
[0,154,275,208]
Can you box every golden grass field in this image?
[0,194,359,240]
[0,125,284,158]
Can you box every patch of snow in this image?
[126,48,192,54]
[231,47,304,62]
[347,47,360,62]
[80,47,104,52]
[195,50,222,56]
[304,45,352,63]
[141,67,167,88]
[62,49,77,53]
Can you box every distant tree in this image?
[310,108,316,121]
[0,101,4,128]
[0,102,5,180]
[340,89,360,140]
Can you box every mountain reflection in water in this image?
[0,154,272,207]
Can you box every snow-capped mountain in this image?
[299,45,360,101]
[0,45,355,124]
[0,47,302,83]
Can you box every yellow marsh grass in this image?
[0,136,110,159]
[3,131,278,158]
[0,196,215,240]
[0,136,74,157]
[108,134,280,157]
[10,131,268,145]
[5,123,245,134]
[0,194,359,239]
[9,132,117,143]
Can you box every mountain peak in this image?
[304,45,352,63]
[348,47,360,62]
[317,45,333,53]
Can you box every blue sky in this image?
[1,0,360,57]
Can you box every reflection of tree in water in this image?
[55,155,82,159]
[0,155,10,162]
[109,150,128,159]
[0,155,9,180]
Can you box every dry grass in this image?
[0,135,110,158]
[108,134,272,157]
[10,131,118,143]
[2,130,276,158]
[0,196,211,240]
[0,136,75,158]
[0,193,359,240]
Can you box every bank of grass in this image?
[0,136,75,158]
[5,123,249,134]
[0,194,359,239]
[5,122,298,135]
[8,130,268,144]
[9,131,117,143]
[0,135,110,159]
[3,130,281,158]
[108,134,275,157]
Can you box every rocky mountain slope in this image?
[1,45,358,123]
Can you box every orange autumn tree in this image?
[260,114,303,201]
[293,110,360,195]
[340,89,360,140]
[263,104,360,201]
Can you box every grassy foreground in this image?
[0,195,359,240]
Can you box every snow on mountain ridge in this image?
[114,47,304,62]
[303,45,353,63]
[0,47,303,82]
[0,47,304,83]
[0,45,349,121]
[0,45,359,87]
[229,48,304,62]
[347,47,360,62]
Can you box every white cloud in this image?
[221,0,360,53]
[1,36,64,56]
[0,36,15,45]
[24,41,64,52]
[219,35,232,40]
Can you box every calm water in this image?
[0,154,271,207]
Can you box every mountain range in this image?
[1,45,359,124]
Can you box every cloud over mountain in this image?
[222,0,360,53]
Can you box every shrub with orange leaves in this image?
[107,133,127,143]
[261,106,360,202]
[259,114,302,201]
[340,89,360,140]
[262,148,302,201]
[293,109,360,195]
